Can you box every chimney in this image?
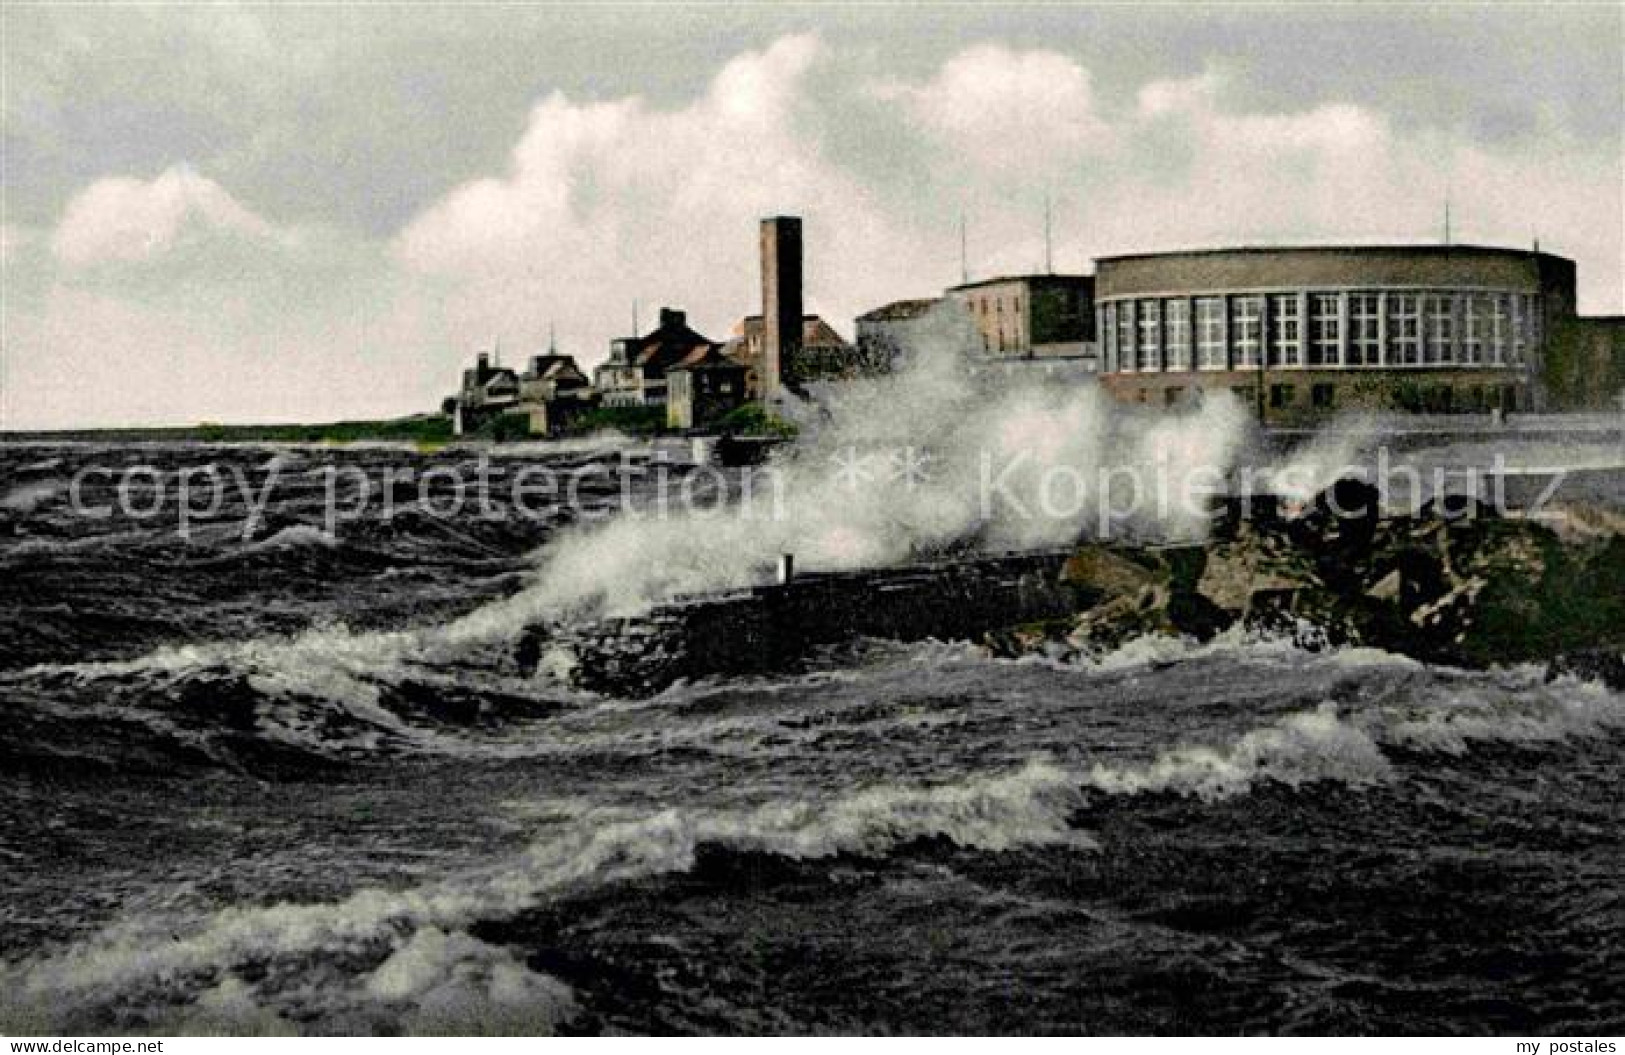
[760,216,802,402]
[476,352,491,380]
[659,307,685,329]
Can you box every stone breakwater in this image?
[520,482,1625,698]
[519,552,1091,697]
[994,482,1624,683]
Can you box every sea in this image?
[1,438,1621,1035]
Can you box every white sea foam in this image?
[359,927,578,1036]
[1,478,66,513]
[1086,702,1394,802]
[1381,675,1625,755]
[1081,669,1624,804]
[239,523,338,553]
[481,431,639,458]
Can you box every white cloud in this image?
[4,36,1618,429]
[51,165,280,266]
[394,34,932,362]
[873,43,1114,181]
[0,224,37,267]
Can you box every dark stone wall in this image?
[1545,317,1625,410]
[530,552,1086,697]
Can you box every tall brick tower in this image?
[759,216,802,402]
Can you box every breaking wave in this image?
[454,318,1256,626]
[0,759,1087,1034]
[1083,674,1625,803]
[1086,702,1394,802]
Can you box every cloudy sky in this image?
[3,3,1620,428]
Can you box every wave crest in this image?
[1086,702,1393,802]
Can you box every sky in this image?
[2,2,1621,429]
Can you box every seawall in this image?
[521,551,1088,697]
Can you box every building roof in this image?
[526,354,585,380]
[733,314,849,338]
[669,344,745,372]
[481,369,520,397]
[627,309,721,378]
[948,273,1093,292]
[1093,243,1573,266]
[856,298,940,323]
[728,314,852,351]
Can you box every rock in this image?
[1066,591,1174,654]
[1210,492,1288,542]
[1295,477,1382,555]
[1366,569,1401,602]
[1389,547,1451,612]
[983,619,1073,658]
[1316,477,1382,521]
[1421,492,1494,523]
[1165,589,1232,642]
[1196,535,1319,614]
[1060,546,1163,598]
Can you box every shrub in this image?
[714,403,798,439]
[563,405,668,436]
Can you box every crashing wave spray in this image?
[455,303,1255,631]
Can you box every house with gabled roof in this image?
[593,308,721,408]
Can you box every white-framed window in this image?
[1268,293,1301,367]
[1137,298,1161,371]
[1102,303,1118,371]
[1308,292,1341,366]
[1232,295,1264,368]
[1522,295,1542,363]
[1388,292,1422,365]
[1511,295,1527,364]
[1117,299,1136,371]
[1462,295,1489,365]
[1426,292,1455,365]
[1195,297,1226,369]
[1489,294,1509,366]
[1348,292,1380,365]
[1164,299,1191,370]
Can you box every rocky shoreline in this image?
[526,479,1622,697]
[988,480,1624,688]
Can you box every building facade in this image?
[1094,245,1579,423]
[854,298,941,372]
[726,314,859,396]
[667,346,748,430]
[947,274,1096,361]
[1546,315,1625,410]
[591,308,720,408]
[450,351,519,434]
[451,349,594,436]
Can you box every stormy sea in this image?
[1,429,1622,1036]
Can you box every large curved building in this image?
[1095,245,1578,421]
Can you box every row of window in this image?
[1125,381,1522,414]
[1102,290,1542,372]
[972,294,1024,318]
[970,293,1026,354]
